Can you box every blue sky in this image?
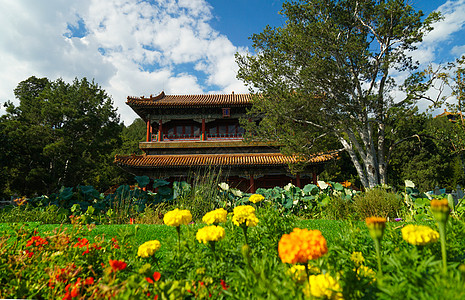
[0,0,464,124]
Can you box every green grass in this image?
[1,219,354,246]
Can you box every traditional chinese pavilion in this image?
[114,91,338,192]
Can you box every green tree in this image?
[236,0,440,188]
[1,76,123,196]
[387,112,463,191]
[118,118,146,155]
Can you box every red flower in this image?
[48,278,55,289]
[26,236,48,248]
[129,218,135,224]
[153,272,161,282]
[145,271,161,284]
[73,238,89,248]
[220,279,228,290]
[91,243,102,250]
[82,247,89,256]
[109,259,127,272]
[146,277,154,284]
[25,250,34,257]
[63,284,72,300]
[85,277,94,285]
[111,237,120,249]
[70,286,79,298]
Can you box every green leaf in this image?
[153,179,170,188]
[332,182,344,191]
[303,184,319,195]
[135,175,150,188]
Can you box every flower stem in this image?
[209,241,217,262]
[374,238,383,277]
[438,222,447,273]
[176,226,181,257]
[241,224,249,245]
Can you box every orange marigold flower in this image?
[109,259,127,272]
[278,228,328,264]
[341,180,352,188]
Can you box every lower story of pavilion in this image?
[114,151,339,193]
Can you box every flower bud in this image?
[366,217,386,240]
[431,199,450,223]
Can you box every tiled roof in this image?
[114,152,338,168]
[127,91,252,107]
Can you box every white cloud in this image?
[0,0,248,124]
[423,0,465,44]
[451,44,465,57]
[389,0,465,114]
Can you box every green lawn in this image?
[1,219,360,247]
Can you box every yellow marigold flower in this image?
[350,251,365,267]
[202,208,228,225]
[356,265,376,282]
[163,208,192,227]
[278,228,328,264]
[232,205,259,227]
[287,265,307,283]
[196,225,226,244]
[137,240,161,258]
[249,194,264,204]
[401,224,439,246]
[287,265,320,283]
[306,273,343,300]
[365,216,386,240]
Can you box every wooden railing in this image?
[151,133,244,141]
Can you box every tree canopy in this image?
[236,0,440,188]
[0,76,123,196]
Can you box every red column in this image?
[250,175,256,193]
[312,169,317,184]
[158,120,163,141]
[296,173,301,188]
[201,119,206,140]
[146,119,151,142]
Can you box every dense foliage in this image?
[0,76,123,196]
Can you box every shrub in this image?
[134,203,168,224]
[353,188,404,220]
[323,195,356,220]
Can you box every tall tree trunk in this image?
[337,135,369,188]
[378,122,387,185]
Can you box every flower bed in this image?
[1,198,465,299]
